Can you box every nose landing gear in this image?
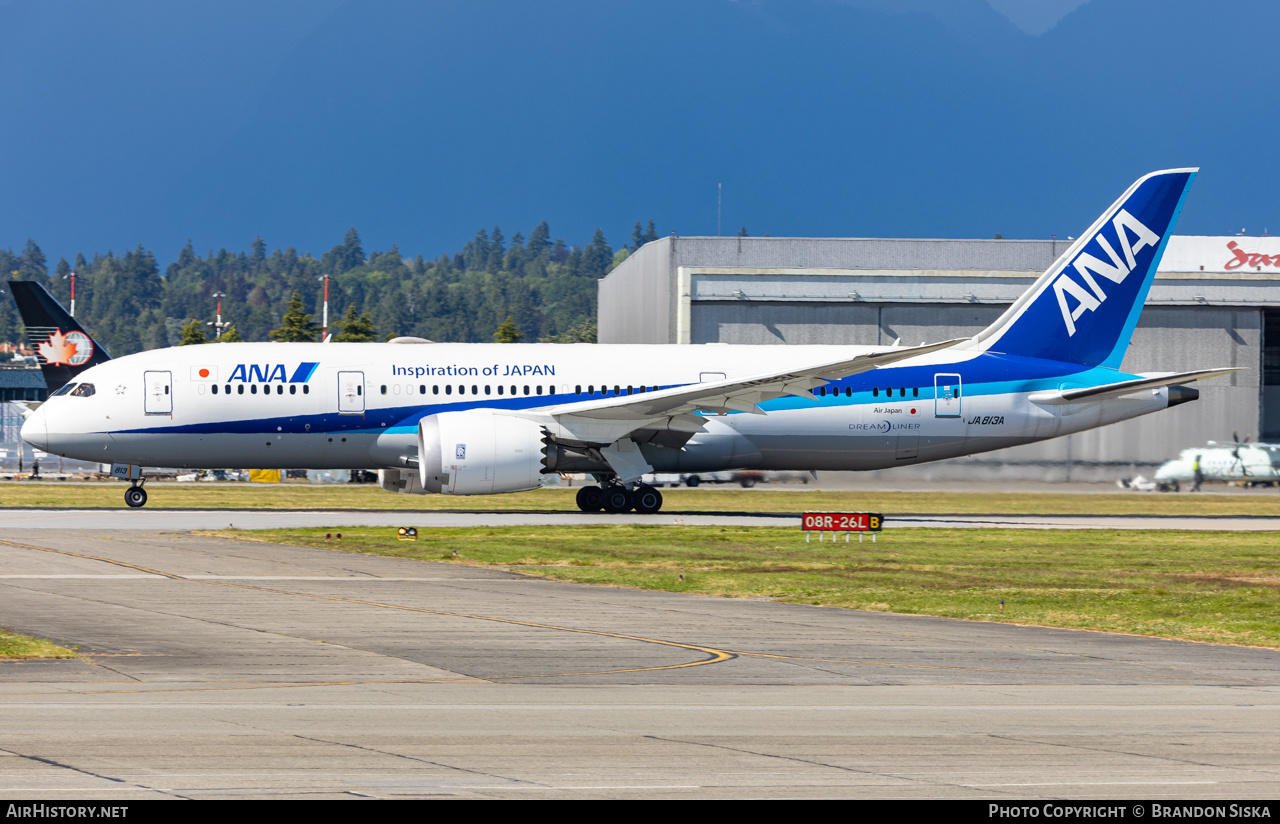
[124,481,147,508]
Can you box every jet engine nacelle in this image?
[417,410,548,495]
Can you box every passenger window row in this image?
[814,386,922,398]
[377,384,661,398]
[210,384,310,395]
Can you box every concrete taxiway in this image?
[1,527,1278,800]
[3,507,1280,531]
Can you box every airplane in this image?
[16,167,1239,512]
[9,280,111,394]
[1151,436,1280,491]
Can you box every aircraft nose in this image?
[20,405,49,451]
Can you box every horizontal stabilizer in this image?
[1028,368,1240,405]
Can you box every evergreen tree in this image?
[582,228,613,277]
[322,228,366,273]
[219,324,244,342]
[176,239,196,269]
[494,315,524,343]
[645,220,659,244]
[19,239,47,278]
[269,291,319,342]
[333,305,377,342]
[631,221,645,250]
[0,221,618,352]
[738,226,749,237]
[541,318,597,343]
[342,227,365,268]
[52,258,71,305]
[177,318,208,345]
[527,221,551,254]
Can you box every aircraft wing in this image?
[1028,368,1242,404]
[511,337,966,446]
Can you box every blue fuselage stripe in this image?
[107,352,1137,436]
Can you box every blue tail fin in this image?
[974,168,1196,368]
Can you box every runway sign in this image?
[802,512,882,542]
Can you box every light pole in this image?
[318,275,330,341]
[59,272,76,316]
[206,292,227,340]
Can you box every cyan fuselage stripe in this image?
[288,362,319,383]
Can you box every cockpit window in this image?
[51,383,77,397]
[70,383,96,397]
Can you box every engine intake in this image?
[417,410,550,495]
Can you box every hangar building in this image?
[598,235,1280,481]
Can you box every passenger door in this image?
[143,371,172,415]
[934,373,961,418]
[338,371,365,414]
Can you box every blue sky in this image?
[1,0,1277,265]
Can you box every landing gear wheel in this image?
[124,486,148,508]
[633,484,663,514]
[575,485,605,512]
[685,475,701,488]
[601,485,633,513]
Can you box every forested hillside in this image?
[0,221,658,355]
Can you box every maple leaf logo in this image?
[37,330,79,365]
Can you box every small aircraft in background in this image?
[1121,433,1280,491]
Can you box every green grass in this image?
[224,525,1280,649]
[0,628,78,659]
[9,481,1280,516]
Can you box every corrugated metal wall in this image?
[598,238,674,344]
[670,236,1062,271]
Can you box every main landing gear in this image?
[575,483,663,514]
[124,480,148,508]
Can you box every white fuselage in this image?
[23,341,1173,479]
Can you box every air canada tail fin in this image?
[8,280,111,393]
[971,168,1197,369]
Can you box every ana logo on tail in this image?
[1053,209,1160,336]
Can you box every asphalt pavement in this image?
[1,528,1277,799]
